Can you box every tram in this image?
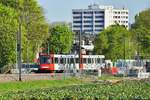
[38,53,105,72]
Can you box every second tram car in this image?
[38,53,105,72]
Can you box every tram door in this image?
[87,57,92,70]
[67,56,75,72]
[58,56,66,71]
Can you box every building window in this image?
[84,20,93,23]
[95,16,104,18]
[73,16,82,19]
[84,16,93,18]
[73,21,82,23]
[95,11,104,14]
[113,16,117,18]
[84,12,93,14]
[114,21,119,24]
[73,25,82,27]
[95,20,104,23]
[84,25,93,27]
[95,25,104,27]
[95,29,103,31]
[73,12,82,14]
[84,29,93,32]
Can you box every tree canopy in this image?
[42,25,74,54]
[94,25,136,61]
[0,0,49,70]
[131,9,150,58]
[0,4,18,68]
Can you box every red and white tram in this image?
[38,53,105,72]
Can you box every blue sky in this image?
[38,0,150,24]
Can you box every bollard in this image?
[98,69,101,77]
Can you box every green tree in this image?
[131,9,150,58]
[0,0,49,62]
[0,4,18,68]
[43,25,74,54]
[94,25,136,61]
[21,0,49,62]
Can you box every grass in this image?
[0,78,85,93]
[98,74,122,80]
[1,80,150,99]
[0,76,150,99]
[0,74,122,93]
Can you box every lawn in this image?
[0,74,121,93]
[98,74,122,80]
[0,78,84,93]
[0,76,150,99]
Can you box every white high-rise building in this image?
[72,4,129,34]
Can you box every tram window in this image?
[95,58,97,63]
[76,58,79,63]
[40,56,49,64]
[60,58,65,64]
[67,58,74,64]
[70,58,74,63]
[102,59,105,63]
[83,58,86,63]
[55,58,58,63]
[47,59,51,64]
[97,58,101,63]
[92,58,94,63]
[64,58,66,64]
[88,58,91,64]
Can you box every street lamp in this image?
[17,16,22,81]
[137,32,140,67]
[124,34,126,67]
[48,41,50,55]
[78,30,83,75]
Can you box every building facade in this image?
[72,4,129,34]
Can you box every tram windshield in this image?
[40,56,51,64]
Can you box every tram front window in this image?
[40,56,51,64]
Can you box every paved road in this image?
[0,73,73,82]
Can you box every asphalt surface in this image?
[0,73,73,82]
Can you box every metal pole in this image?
[48,42,50,55]
[17,16,22,81]
[79,31,82,75]
[124,36,126,67]
[137,33,140,67]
